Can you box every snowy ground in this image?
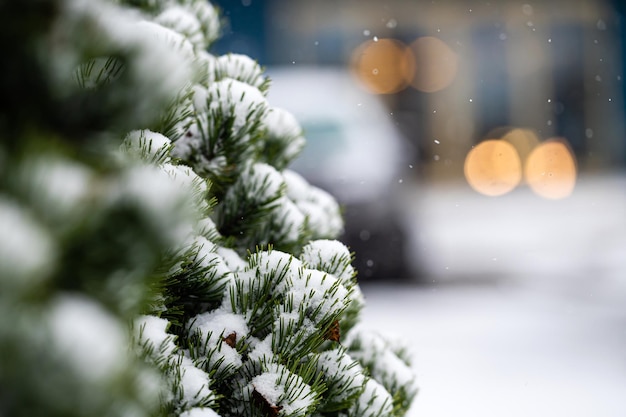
[359,172,626,417]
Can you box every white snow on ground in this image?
[361,284,626,417]
[361,173,626,417]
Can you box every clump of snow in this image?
[188,309,249,372]
[289,268,349,322]
[0,198,55,285]
[283,169,311,202]
[317,348,360,378]
[216,247,247,272]
[115,164,175,214]
[48,295,127,381]
[348,283,366,310]
[281,170,344,239]
[201,252,232,279]
[262,108,306,164]
[135,365,167,410]
[177,355,215,408]
[49,0,119,86]
[170,115,204,162]
[247,336,274,363]
[271,196,306,244]
[379,348,416,389]
[195,217,219,240]
[103,11,195,103]
[247,363,315,417]
[115,164,200,244]
[162,163,209,210]
[123,129,172,162]
[263,107,302,140]
[344,326,386,360]
[206,79,268,132]
[251,371,282,407]
[179,407,221,417]
[187,235,217,258]
[155,6,204,51]
[298,186,344,239]
[51,0,192,129]
[183,235,233,284]
[215,54,267,91]
[134,315,178,360]
[164,163,205,190]
[350,378,393,417]
[165,96,197,144]
[196,50,217,85]
[248,249,301,291]
[19,156,93,223]
[249,163,285,202]
[316,348,366,403]
[203,155,229,176]
[191,84,210,113]
[185,0,220,47]
[134,20,196,63]
[301,239,355,284]
[233,163,285,205]
[282,137,307,167]
[271,312,318,355]
[260,107,306,169]
[345,327,418,397]
[175,81,269,173]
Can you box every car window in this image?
[301,120,347,154]
[289,120,346,175]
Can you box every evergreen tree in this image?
[0,1,418,417]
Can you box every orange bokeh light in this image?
[524,139,577,199]
[502,128,541,168]
[464,140,522,196]
[351,38,415,94]
[409,36,459,93]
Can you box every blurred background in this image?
[212,1,625,416]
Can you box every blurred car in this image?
[266,66,416,281]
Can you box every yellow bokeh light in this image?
[409,36,459,93]
[351,38,415,94]
[464,140,522,196]
[524,139,577,199]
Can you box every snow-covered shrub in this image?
[0,1,417,417]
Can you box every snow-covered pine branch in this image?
[0,1,417,417]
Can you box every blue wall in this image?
[211,0,268,64]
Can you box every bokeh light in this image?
[409,36,459,93]
[524,139,577,199]
[502,128,541,168]
[464,140,522,196]
[351,38,415,94]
